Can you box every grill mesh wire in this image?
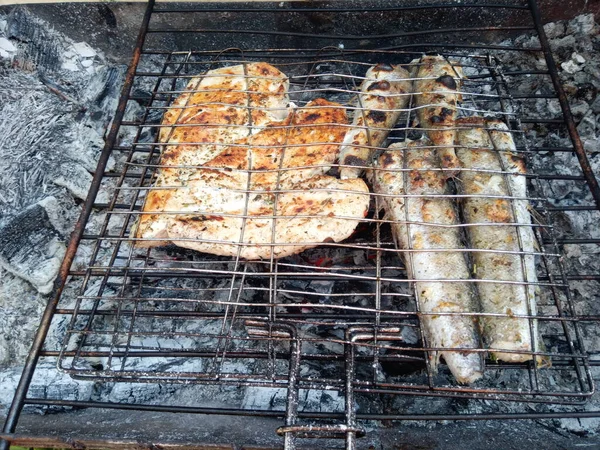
[57,52,591,401]
[8,0,600,447]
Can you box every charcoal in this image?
[7,7,61,74]
[562,59,583,74]
[131,88,153,106]
[83,66,122,107]
[567,14,597,36]
[0,19,121,300]
[71,41,96,59]
[0,198,65,294]
[575,83,598,103]
[577,112,596,138]
[7,7,36,43]
[0,363,93,412]
[51,160,106,202]
[543,21,566,39]
[570,99,591,119]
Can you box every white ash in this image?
[0,37,16,59]
[0,363,93,411]
[0,6,125,296]
[0,273,46,368]
[71,42,96,59]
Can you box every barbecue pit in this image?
[1,1,600,449]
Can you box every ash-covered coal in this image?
[0,6,125,295]
[0,198,65,294]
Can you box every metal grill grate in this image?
[55,51,591,404]
[3,1,600,449]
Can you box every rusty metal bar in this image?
[0,1,156,449]
[0,434,235,450]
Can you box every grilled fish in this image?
[456,117,543,364]
[411,55,463,176]
[373,138,483,383]
[339,63,412,180]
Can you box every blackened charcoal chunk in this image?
[576,83,598,103]
[7,7,35,42]
[7,7,61,74]
[131,88,153,107]
[406,129,423,141]
[83,66,122,107]
[0,198,66,294]
[145,108,164,125]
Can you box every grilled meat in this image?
[339,63,411,180]
[373,138,483,383]
[136,84,370,259]
[159,62,290,167]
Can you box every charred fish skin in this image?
[373,138,483,384]
[339,63,412,180]
[456,117,542,364]
[411,55,463,177]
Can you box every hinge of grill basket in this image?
[274,326,401,450]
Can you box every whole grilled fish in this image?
[339,63,412,180]
[373,138,483,384]
[456,117,545,364]
[411,55,463,177]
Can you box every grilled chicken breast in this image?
[339,63,412,180]
[206,98,347,187]
[456,117,543,364]
[159,63,290,167]
[136,174,369,260]
[136,91,370,259]
[411,55,463,176]
[373,138,483,384]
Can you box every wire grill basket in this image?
[54,50,592,405]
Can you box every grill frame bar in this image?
[2,0,600,449]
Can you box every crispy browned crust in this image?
[339,64,412,179]
[206,98,347,187]
[161,62,288,136]
[136,64,370,259]
[456,116,485,127]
